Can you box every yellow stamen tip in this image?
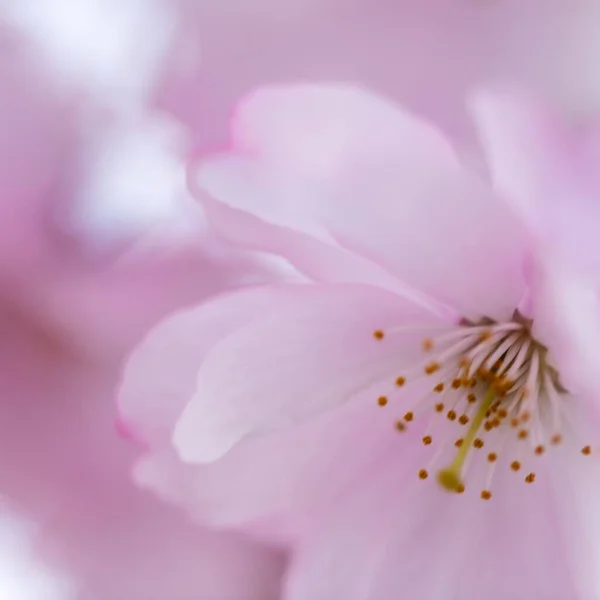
[437,468,463,492]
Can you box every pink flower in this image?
[120,84,600,598]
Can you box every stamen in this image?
[422,338,434,352]
[395,421,407,433]
[377,396,388,407]
[425,362,440,375]
[374,317,575,498]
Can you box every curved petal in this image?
[471,89,600,276]
[544,395,600,600]
[198,190,410,297]
[285,459,580,600]
[526,262,600,396]
[192,84,527,319]
[173,282,443,463]
[134,381,430,539]
[118,284,301,444]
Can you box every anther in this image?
[582,446,592,456]
[422,435,433,446]
[425,362,440,375]
[473,438,484,449]
[518,429,529,440]
[418,469,429,480]
[510,461,521,471]
[452,378,462,389]
[510,418,520,428]
[434,383,444,393]
[487,452,497,462]
[377,396,388,407]
[551,434,563,445]
[396,376,406,387]
[434,403,445,413]
[404,412,414,422]
[395,421,406,433]
[534,445,545,455]
[455,438,464,448]
[447,410,457,421]
[422,338,434,352]
[525,473,536,484]
[520,411,531,423]
[458,415,469,425]
[456,484,466,494]
[480,490,492,500]
[373,330,385,340]
[467,394,477,404]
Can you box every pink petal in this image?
[471,88,600,274]
[196,188,410,297]
[134,382,429,541]
[285,459,580,600]
[173,282,442,463]
[193,84,527,319]
[526,265,600,395]
[549,431,600,597]
[118,284,299,444]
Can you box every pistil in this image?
[437,387,496,492]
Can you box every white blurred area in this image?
[0,508,75,600]
[0,0,177,111]
[0,0,203,249]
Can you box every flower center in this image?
[373,315,592,499]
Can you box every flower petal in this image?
[285,460,580,600]
[173,282,442,463]
[192,84,527,319]
[471,89,600,274]
[134,397,410,541]
[118,284,299,444]
[197,188,409,296]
